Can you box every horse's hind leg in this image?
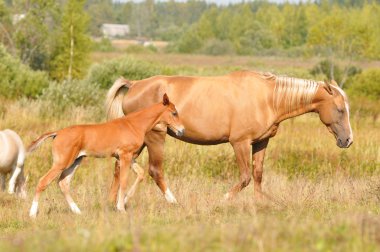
[224,140,252,200]
[0,174,5,191]
[58,157,83,214]
[124,162,144,205]
[8,164,22,194]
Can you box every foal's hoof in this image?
[117,205,127,213]
[223,193,233,201]
[254,192,265,201]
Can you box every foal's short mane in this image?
[262,72,320,113]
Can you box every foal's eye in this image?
[172,111,178,116]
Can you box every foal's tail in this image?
[27,132,57,154]
[105,77,133,121]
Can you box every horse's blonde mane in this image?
[263,73,320,113]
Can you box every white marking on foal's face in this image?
[164,188,178,204]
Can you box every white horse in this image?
[0,129,27,198]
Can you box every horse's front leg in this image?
[252,139,269,200]
[145,130,177,204]
[224,139,252,200]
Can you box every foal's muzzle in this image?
[170,125,185,137]
[176,127,185,137]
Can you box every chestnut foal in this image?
[28,94,184,218]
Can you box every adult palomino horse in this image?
[28,94,184,218]
[106,71,353,202]
[0,129,27,198]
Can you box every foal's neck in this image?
[124,103,165,133]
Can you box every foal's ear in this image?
[322,80,333,95]
[163,93,170,106]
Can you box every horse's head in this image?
[317,80,353,148]
[160,93,185,137]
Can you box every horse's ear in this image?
[323,80,333,95]
[163,93,170,106]
[330,80,339,87]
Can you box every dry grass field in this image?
[0,51,379,251]
[0,88,379,251]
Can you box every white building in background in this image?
[101,24,130,38]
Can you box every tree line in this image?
[1,0,379,82]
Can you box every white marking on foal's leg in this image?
[8,167,22,194]
[29,200,39,218]
[69,202,81,214]
[164,188,178,204]
[117,187,126,212]
[223,192,232,201]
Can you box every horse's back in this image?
[122,71,275,144]
[0,130,24,171]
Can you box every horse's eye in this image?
[172,111,178,116]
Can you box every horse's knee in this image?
[148,166,162,179]
[132,163,144,180]
[58,179,69,192]
[253,169,263,183]
[241,174,251,187]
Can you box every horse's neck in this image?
[273,83,324,123]
[124,104,164,133]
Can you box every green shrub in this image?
[310,59,361,86]
[0,44,49,99]
[198,39,235,55]
[125,44,157,54]
[40,79,104,117]
[348,69,380,101]
[86,56,175,89]
[92,38,115,52]
[347,69,380,120]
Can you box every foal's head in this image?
[317,81,353,148]
[160,94,185,136]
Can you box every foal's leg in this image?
[108,160,120,204]
[124,162,144,205]
[29,162,68,218]
[145,130,177,203]
[116,152,132,212]
[58,157,83,214]
[8,164,22,194]
[109,144,145,204]
[252,139,269,200]
[224,140,252,200]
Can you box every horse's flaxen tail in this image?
[105,77,133,121]
[27,132,57,154]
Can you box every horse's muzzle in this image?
[337,137,353,148]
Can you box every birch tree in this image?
[50,0,91,81]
